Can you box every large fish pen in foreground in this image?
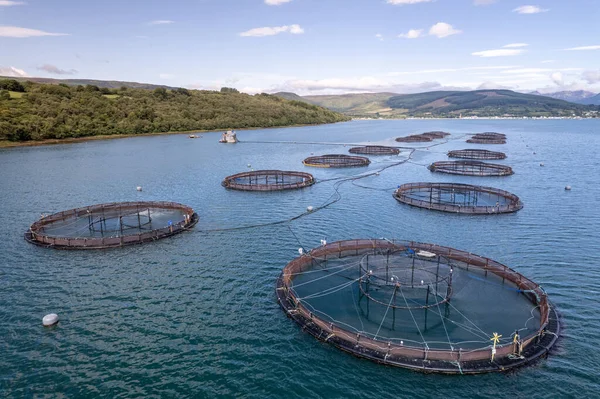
[276,239,560,374]
[25,201,198,249]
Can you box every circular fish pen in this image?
[222,170,315,191]
[428,161,514,177]
[276,239,559,374]
[393,183,523,214]
[396,134,433,143]
[25,201,198,249]
[303,154,371,168]
[448,149,507,160]
[349,146,400,156]
[467,133,507,145]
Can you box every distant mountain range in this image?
[274,89,599,118]
[531,90,600,105]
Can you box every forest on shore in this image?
[0,79,349,142]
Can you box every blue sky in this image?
[1,0,599,94]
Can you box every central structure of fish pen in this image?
[467,133,507,145]
[428,161,514,176]
[24,201,198,249]
[448,149,507,160]
[303,154,371,168]
[349,145,400,155]
[393,182,523,214]
[276,239,559,374]
[222,170,315,191]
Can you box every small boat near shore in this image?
[219,130,238,143]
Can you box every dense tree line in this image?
[0,79,349,142]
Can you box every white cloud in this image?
[37,64,77,75]
[550,72,563,86]
[278,77,462,94]
[0,66,28,77]
[503,43,528,48]
[564,45,600,51]
[149,20,174,25]
[265,0,292,4]
[0,1,26,6]
[429,22,461,38]
[387,0,432,4]
[472,49,525,57]
[375,33,384,41]
[0,26,68,37]
[501,68,582,74]
[240,24,304,37]
[582,70,600,84]
[398,29,423,39]
[513,5,549,14]
[473,0,497,5]
[477,81,512,90]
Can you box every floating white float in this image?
[136,186,143,191]
[307,205,314,212]
[565,185,572,191]
[42,313,59,327]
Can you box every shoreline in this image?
[0,122,337,149]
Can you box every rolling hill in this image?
[275,90,599,118]
[0,75,178,90]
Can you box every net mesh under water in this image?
[467,133,507,145]
[396,131,450,143]
[428,161,514,176]
[25,201,198,249]
[348,146,400,155]
[448,149,507,160]
[277,239,560,374]
[303,154,371,168]
[393,182,523,214]
[222,170,315,191]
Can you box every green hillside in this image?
[0,79,349,142]
[0,75,176,90]
[275,89,599,118]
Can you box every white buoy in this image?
[136,186,142,191]
[375,172,380,176]
[247,164,251,168]
[565,185,572,191]
[540,163,544,167]
[320,239,327,246]
[42,313,59,327]
[307,205,314,212]
[298,248,304,255]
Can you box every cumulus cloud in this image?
[429,23,461,38]
[265,0,292,4]
[0,66,28,77]
[564,45,600,51]
[477,81,512,90]
[240,24,304,37]
[386,0,432,4]
[0,1,26,6]
[472,49,525,57]
[513,5,548,14]
[375,33,384,41]
[550,72,563,86]
[0,26,68,38]
[149,20,174,25]
[37,64,77,75]
[398,29,423,39]
[503,43,528,48]
[582,70,600,84]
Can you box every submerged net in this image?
[428,161,514,176]
[222,170,315,191]
[277,239,559,374]
[393,182,523,214]
[303,154,371,168]
[448,149,507,160]
[349,146,400,155]
[25,201,198,249]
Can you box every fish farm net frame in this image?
[25,201,199,249]
[393,182,523,214]
[396,132,450,143]
[348,146,400,155]
[421,131,451,139]
[467,133,507,145]
[448,149,507,160]
[303,154,371,168]
[276,239,560,374]
[428,161,514,177]
[222,170,315,191]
